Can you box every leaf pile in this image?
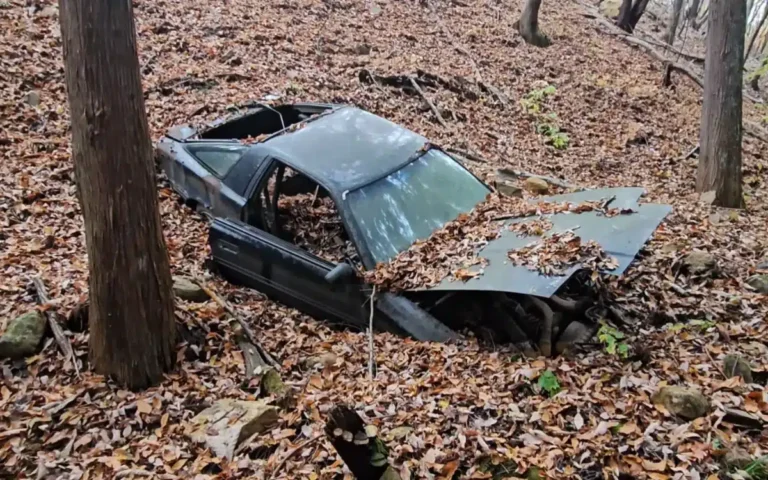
[1,0,768,478]
[508,230,619,277]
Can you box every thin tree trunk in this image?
[59,0,176,388]
[693,7,708,30]
[665,0,685,45]
[629,0,651,29]
[746,1,768,59]
[685,0,702,21]
[517,0,551,47]
[697,0,746,208]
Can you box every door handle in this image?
[218,240,239,255]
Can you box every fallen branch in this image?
[31,277,79,376]
[191,275,280,370]
[409,77,448,128]
[496,166,574,189]
[723,407,764,429]
[368,286,376,382]
[445,147,488,164]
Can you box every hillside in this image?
[1,0,768,478]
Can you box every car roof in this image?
[260,106,427,193]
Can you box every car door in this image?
[209,218,370,329]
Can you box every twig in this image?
[368,286,377,382]
[191,275,280,370]
[408,77,448,128]
[677,144,700,161]
[310,185,320,208]
[31,277,79,376]
[114,469,153,479]
[267,435,324,480]
[704,345,727,379]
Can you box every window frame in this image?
[184,143,249,179]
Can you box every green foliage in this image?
[742,457,768,480]
[597,324,629,359]
[522,84,570,150]
[537,370,561,397]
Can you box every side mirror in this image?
[324,263,356,284]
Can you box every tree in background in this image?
[697,0,746,208]
[616,0,651,32]
[746,0,768,60]
[664,0,684,45]
[59,0,176,388]
[685,0,702,23]
[517,0,551,47]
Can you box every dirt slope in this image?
[1,0,767,478]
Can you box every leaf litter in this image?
[1,0,768,479]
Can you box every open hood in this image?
[423,187,672,298]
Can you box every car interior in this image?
[198,104,332,140]
[245,161,359,265]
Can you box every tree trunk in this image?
[693,7,709,30]
[59,0,176,388]
[517,0,551,47]
[617,0,651,32]
[665,0,685,45]
[697,0,746,208]
[746,2,768,60]
[685,0,702,21]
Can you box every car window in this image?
[347,149,490,264]
[246,161,359,265]
[186,144,247,177]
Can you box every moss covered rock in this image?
[0,311,47,359]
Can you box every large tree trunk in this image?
[746,2,768,60]
[617,0,651,32]
[59,0,176,388]
[665,0,685,45]
[517,0,551,47]
[697,0,746,208]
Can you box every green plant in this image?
[536,123,570,150]
[537,370,561,397]
[738,457,768,480]
[522,85,570,150]
[597,324,629,358]
[520,85,557,114]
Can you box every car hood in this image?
[422,187,672,297]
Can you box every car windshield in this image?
[347,149,490,265]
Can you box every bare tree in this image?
[665,0,685,45]
[685,0,703,22]
[617,0,652,32]
[746,0,768,59]
[59,0,176,388]
[517,0,551,47]
[697,0,746,208]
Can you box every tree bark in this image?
[617,0,651,32]
[665,0,685,45]
[685,0,702,22]
[517,0,551,47]
[697,0,746,208]
[59,0,176,388]
[746,1,768,60]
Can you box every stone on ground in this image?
[524,177,549,194]
[722,447,752,470]
[173,276,209,302]
[747,274,768,294]
[303,353,338,370]
[189,399,277,459]
[652,386,710,420]
[0,311,47,359]
[724,354,753,383]
[25,91,40,107]
[682,251,717,275]
[599,0,622,17]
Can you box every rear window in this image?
[186,144,247,177]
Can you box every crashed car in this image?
[157,103,671,351]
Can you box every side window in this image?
[186,144,247,177]
[246,161,358,264]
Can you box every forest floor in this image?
[1,0,768,478]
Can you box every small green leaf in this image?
[537,370,561,397]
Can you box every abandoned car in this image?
[156,103,672,354]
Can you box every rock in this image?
[261,368,287,396]
[38,5,57,17]
[747,274,768,294]
[722,447,752,470]
[173,276,208,302]
[625,121,650,145]
[652,386,710,420]
[189,399,277,459]
[0,311,47,359]
[682,251,717,275]
[303,352,338,369]
[497,180,523,198]
[699,190,717,204]
[25,91,40,107]
[353,44,371,55]
[724,354,753,383]
[599,0,622,17]
[524,177,549,195]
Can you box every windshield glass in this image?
[347,149,490,264]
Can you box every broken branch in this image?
[31,277,79,376]
[409,76,448,128]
